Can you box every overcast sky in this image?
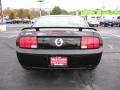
[2,0,120,10]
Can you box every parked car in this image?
[100,19,113,27]
[87,19,99,27]
[16,15,103,70]
[112,16,120,27]
[22,19,31,24]
[5,19,13,24]
[12,19,22,24]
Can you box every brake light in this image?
[81,37,100,49]
[19,36,37,48]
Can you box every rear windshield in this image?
[33,16,89,27]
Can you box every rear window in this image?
[33,16,89,27]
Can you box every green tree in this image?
[107,10,112,14]
[61,9,68,14]
[51,6,62,15]
[9,11,16,19]
[29,8,39,19]
[94,10,97,14]
[17,9,26,18]
[50,6,68,15]
[3,7,14,17]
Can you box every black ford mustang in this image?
[16,15,103,70]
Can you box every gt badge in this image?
[55,38,63,47]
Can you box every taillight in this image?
[19,36,37,48]
[81,36,100,49]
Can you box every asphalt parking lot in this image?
[0,24,120,90]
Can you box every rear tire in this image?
[119,24,120,27]
[96,25,98,27]
[103,24,107,27]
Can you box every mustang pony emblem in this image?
[55,38,63,47]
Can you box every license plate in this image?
[50,56,68,66]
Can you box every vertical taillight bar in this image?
[81,36,100,49]
[19,36,37,48]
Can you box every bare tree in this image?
[0,0,3,23]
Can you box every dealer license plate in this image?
[50,56,68,66]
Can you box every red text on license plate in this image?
[50,56,67,66]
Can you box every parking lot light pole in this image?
[101,0,105,19]
[0,0,3,24]
[0,0,6,32]
[38,0,44,17]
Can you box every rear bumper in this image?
[16,48,102,69]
